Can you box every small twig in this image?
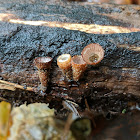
[63,113,73,140]
[0,80,35,92]
[85,98,90,111]
[85,99,96,128]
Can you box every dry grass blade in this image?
[63,100,81,119]
[0,80,35,92]
[0,83,15,91]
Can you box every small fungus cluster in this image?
[57,43,104,82]
[34,43,104,93]
[57,54,72,81]
[34,57,53,92]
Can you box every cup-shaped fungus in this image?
[34,57,53,92]
[71,55,87,82]
[57,54,72,81]
[81,43,104,65]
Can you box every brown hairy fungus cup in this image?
[34,57,53,92]
[81,43,104,65]
[71,55,87,82]
[57,54,72,81]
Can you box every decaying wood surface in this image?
[0,0,140,100]
[51,66,140,96]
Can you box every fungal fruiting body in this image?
[57,54,72,81]
[34,57,53,92]
[71,55,87,82]
[81,43,104,65]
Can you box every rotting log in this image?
[0,0,140,102]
